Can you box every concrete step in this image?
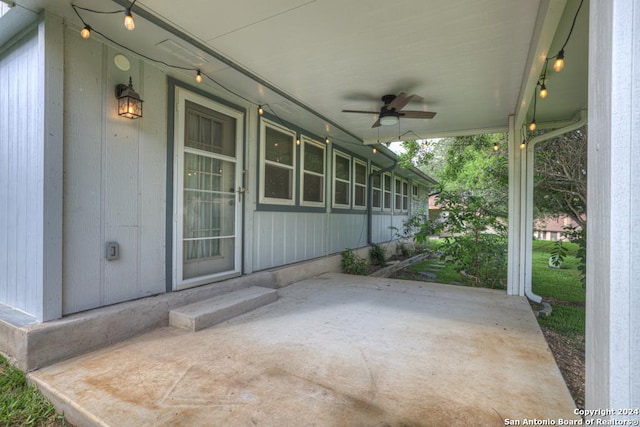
[169,286,278,332]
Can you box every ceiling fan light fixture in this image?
[379,112,399,126]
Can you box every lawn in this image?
[531,240,585,336]
[0,355,67,426]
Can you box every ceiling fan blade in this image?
[387,92,420,111]
[386,92,408,110]
[400,111,437,119]
[372,118,381,128]
[342,109,380,114]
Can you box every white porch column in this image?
[586,0,640,415]
[507,115,525,296]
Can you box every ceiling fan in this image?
[342,92,436,128]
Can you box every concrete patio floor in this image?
[29,273,580,426]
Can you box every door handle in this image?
[236,186,245,202]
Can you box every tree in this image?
[534,126,587,228]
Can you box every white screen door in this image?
[174,88,243,290]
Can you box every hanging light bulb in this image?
[520,141,526,149]
[372,147,377,154]
[124,9,135,31]
[529,120,537,132]
[325,136,330,144]
[80,25,91,39]
[258,105,264,116]
[539,82,548,99]
[553,49,564,72]
[195,70,203,83]
[296,138,300,146]
[493,142,499,152]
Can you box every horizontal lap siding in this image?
[0,31,43,316]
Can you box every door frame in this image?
[170,85,245,291]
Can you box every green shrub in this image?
[341,248,369,275]
[369,244,387,266]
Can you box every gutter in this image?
[523,109,587,303]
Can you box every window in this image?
[402,181,409,211]
[333,151,351,207]
[260,120,296,205]
[395,177,403,211]
[353,159,367,209]
[412,184,419,197]
[300,136,326,206]
[371,167,382,209]
[383,173,392,210]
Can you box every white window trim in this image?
[300,135,326,207]
[332,150,351,209]
[394,177,403,212]
[382,172,392,212]
[371,166,382,210]
[402,179,409,213]
[259,119,297,206]
[352,158,368,210]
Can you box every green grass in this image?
[531,240,586,337]
[403,259,464,284]
[531,240,584,303]
[0,355,67,426]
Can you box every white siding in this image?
[62,28,166,314]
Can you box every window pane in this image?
[373,189,381,208]
[403,195,408,210]
[264,164,292,199]
[304,143,324,174]
[303,173,323,203]
[185,101,235,156]
[265,127,293,166]
[335,181,349,205]
[384,192,391,209]
[355,186,365,207]
[355,162,366,184]
[372,173,381,189]
[384,175,391,191]
[335,155,350,180]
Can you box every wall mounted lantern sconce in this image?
[115,77,143,119]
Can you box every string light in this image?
[71,3,376,153]
[539,82,547,99]
[123,9,135,30]
[529,85,537,131]
[493,142,499,152]
[520,141,526,149]
[296,138,300,146]
[80,25,91,39]
[553,49,564,72]
[372,147,377,154]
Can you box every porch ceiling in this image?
[16,0,588,144]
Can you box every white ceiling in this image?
[12,0,588,145]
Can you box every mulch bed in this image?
[539,325,585,410]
